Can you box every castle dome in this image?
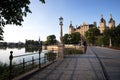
[100,14,106,23]
[109,14,114,23]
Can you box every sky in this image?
[3,0,120,43]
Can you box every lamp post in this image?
[59,17,63,44]
[58,17,64,59]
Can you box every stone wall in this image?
[42,45,82,51]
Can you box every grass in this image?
[0,62,9,80]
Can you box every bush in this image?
[45,51,56,61]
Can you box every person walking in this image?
[83,41,87,53]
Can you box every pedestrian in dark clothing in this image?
[83,41,87,53]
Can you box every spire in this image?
[101,14,103,19]
[70,21,72,26]
[70,21,72,24]
[100,14,105,23]
[109,14,114,23]
[110,14,112,19]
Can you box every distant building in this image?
[98,14,106,33]
[69,21,96,38]
[69,14,115,38]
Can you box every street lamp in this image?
[59,17,63,44]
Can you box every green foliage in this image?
[63,32,81,44]
[45,35,57,45]
[40,0,45,3]
[0,62,9,80]
[85,24,120,47]
[102,25,120,47]
[70,32,81,44]
[0,0,45,40]
[0,0,31,26]
[63,34,69,44]
[112,24,120,47]
[96,35,109,46]
[85,28,100,45]
[45,51,56,61]
[25,40,40,46]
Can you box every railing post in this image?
[32,56,34,68]
[23,58,25,72]
[39,49,41,68]
[44,56,46,64]
[9,51,13,80]
[38,38,42,68]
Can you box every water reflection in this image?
[25,46,39,52]
[0,47,46,64]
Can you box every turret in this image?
[69,21,74,34]
[108,14,115,29]
[99,14,106,33]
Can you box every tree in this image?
[63,32,81,44]
[45,35,57,45]
[113,24,120,47]
[63,34,69,44]
[25,39,39,46]
[96,35,109,46]
[0,0,45,40]
[69,32,81,44]
[85,28,100,45]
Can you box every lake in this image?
[0,48,49,64]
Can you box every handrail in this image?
[8,49,56,80]
[13,53,38,58]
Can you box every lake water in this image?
[0,48,49,64]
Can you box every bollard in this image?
[9,51,13,80]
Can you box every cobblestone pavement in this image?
[22,46,120,80]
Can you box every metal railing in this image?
[9,50,56,80]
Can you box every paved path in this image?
[89,46,120,80]
[21,46,120,80]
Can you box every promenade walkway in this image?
[20,46,120,80]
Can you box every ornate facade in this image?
[69,22,96,37]
[99,14,106,33]
[69,14,115,36]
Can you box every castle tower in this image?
[108,14,115,29]
[99,14,106,33]
[69,21,74,34]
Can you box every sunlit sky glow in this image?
[3,0,120,42]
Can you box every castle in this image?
[69,14,115,37]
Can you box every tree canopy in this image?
[0,0,45,40]
[63,32,81,44]
[45,35,57,45]
[85,27,100,45]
